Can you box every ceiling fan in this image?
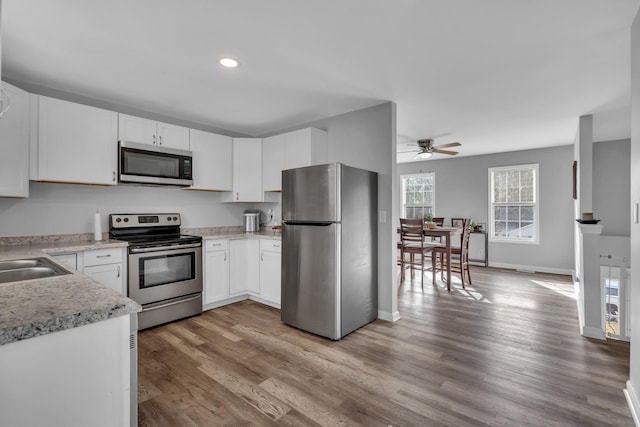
[399,138,462,159]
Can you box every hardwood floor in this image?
[138,267,632,426]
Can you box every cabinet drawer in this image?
[205,239,229,252]
[260,239,281,252]
[83,248,123,266]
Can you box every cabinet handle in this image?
[96,254,111,258]
[224,253,227,261]
[273,244,280,248]
[153,134,157,145]
[159,135,163,146]
[112,171,116,182]
[236,192,239,201]
[261,253,264,261]
[117,265,121,278]
[211,243,222,246]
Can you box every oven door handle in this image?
[129,242,202,253]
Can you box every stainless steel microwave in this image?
[118,141,193,187]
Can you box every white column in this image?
[577,223,604,339]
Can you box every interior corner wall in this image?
[264,102,397,320]
[627,6,640,419]
[397,144,574,273]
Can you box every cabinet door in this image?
[38,96,118,185]
[260,249,281,305]
[157,121,189,150]
[262,134,285,192]
[205,250,229,304]
[189,129,232,191]
[84,263,124,295]
[246,239,260,294]
[117,113,157,146]
[0,82,29,197]
[232,138,263,202]
[229,239,248,294]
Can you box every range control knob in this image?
[167,217,172,221]
[173,216,178,221]
[123,218,129,223]
[115,218,122,223]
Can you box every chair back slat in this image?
[400,218,425,245]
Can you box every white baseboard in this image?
[581,325,606,340]
[202,294,247,311]
[625,380,640,426]
[489,262,572,276]
[248,294,281,309]
[378,310,400,322]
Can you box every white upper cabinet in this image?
[118,113,189,150]
[262,134,286,192]
[35,96,118,185]
[0,82,30,197]
[262,127,328,192]
[189,129,232,191]
[232,138,263,202]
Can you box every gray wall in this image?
[628,6,640,414]
[398,145,575,273]
[0,182,247,236]
[593,138,631,236]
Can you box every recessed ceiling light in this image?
[219,58,239,68]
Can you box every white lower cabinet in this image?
[259,240,281,307]
[203,237,281,310]
[204,239,230,304]
[82,248,125,295]
[229,239,259,295]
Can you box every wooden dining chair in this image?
[399,218,437,288]
[432,218,472,288]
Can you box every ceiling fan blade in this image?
[432,149,459,156]
[433,142,461,149]
[398,149,421,154]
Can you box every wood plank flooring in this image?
[138,267,632,426]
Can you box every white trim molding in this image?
[625,380,640,426]
[488,262,572,276]
[378,310,401,322]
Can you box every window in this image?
[489,164,539,243]
[401,173,435,219]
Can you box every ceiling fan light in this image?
[219,57,239,68]
[417,152,433,159]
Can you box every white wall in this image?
[397,144,574,273]
[626,6,640,424]
[262,102,398,321]
[0,182,247,236]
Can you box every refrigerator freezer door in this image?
[281,222,340,340]
[282,163,339,222]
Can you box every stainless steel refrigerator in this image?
[281,162,378,340]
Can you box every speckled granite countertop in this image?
[186,227,281,240]
[0,236,140,346]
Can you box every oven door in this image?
[128,243,202,305]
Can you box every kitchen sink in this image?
[0,257,71,284]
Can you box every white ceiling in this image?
[2,0,638,163]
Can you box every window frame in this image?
[400,172,435,220]
[488,163,540,244]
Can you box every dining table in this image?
[398,226,462,291]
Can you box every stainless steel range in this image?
[109,213,202,330]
